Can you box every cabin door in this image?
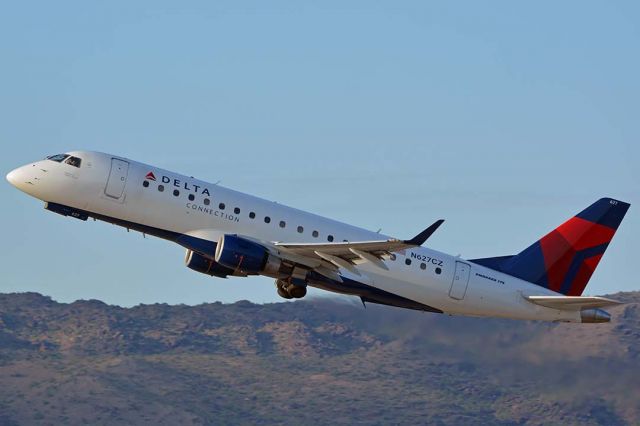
[105,158,129,199]
[449,261,471,300]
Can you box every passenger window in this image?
[420,263,426,270]
[264,216,271,224]
[405,259,412,266]
[312,230,319,238]
[390,254,397,261]
[297,226,304,233]
[65,156,81,168]
[279,221,286,228]
[143,181,149,188]
[435,267,442,275]
[249,212,256,219]
[204,198,210,205]
[219,203,225,210]
[158,185,165,192]
[327,235,334,242]
[188,194,195,201]
[234,207,240,214]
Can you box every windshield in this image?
[45,154,82,168]
[46,154,69,163]
[65,156,81,168]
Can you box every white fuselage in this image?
[7,151,580,322]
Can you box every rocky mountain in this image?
[0,291,638,425]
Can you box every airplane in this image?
[6,150,630,323]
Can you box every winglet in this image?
[404,219,444,246]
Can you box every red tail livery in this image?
[473,198,629,295]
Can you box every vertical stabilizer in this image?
[472,198,629,295]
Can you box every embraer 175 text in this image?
[7,151,630,323]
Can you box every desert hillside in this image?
[0,291,638,425]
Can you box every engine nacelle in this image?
[215,234,289,277]
[185,249,235,278]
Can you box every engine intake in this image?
[185,250,235,278]
[215,234,290,277]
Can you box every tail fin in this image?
[472,198,630,295]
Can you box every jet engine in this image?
[185,249,235,278]
[275,279,307,299]
[214,234,291,277]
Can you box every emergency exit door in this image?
[105,158,129,199]
[449,261,471,300]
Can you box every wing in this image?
[524,295,622,310]
[273,220,444,274]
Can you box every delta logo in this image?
[144,171,212,196]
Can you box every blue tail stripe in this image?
[576,198,630,229]
[558,243,609,294]
[502,242,548,288]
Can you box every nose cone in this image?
[6,167,21,187]
[6,165,35,195]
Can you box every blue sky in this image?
[1,1,638,306]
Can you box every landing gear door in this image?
[449,261,471,300]
[105,158,129,200]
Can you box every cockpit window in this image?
[65,156,82,168]
[46,154,69,163]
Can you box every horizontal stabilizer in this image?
[524,295,622,311]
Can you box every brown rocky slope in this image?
[0,291,638,425]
